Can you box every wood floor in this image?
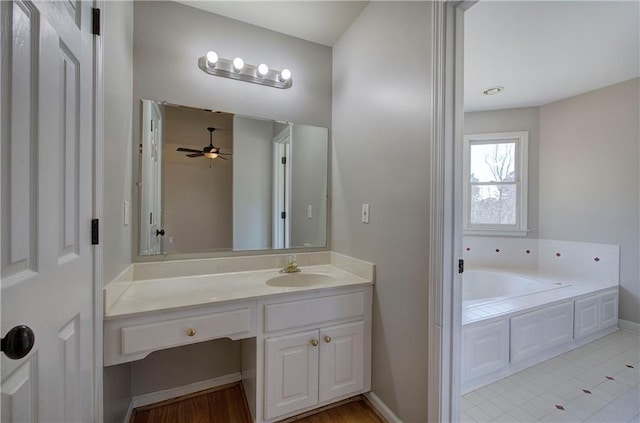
[130,383,387,423]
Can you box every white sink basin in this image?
[266,273,334,287]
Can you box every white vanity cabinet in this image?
[259,288,371,422]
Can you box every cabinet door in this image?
[319,321,365,403]
[599,292,618,329]
[462,320,509,382]
[265,330,319,420]
[511,309,545,363]
[545,302,574,348]
[575,296,599,339]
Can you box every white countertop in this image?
[105,264,373,320]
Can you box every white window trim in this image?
[463,131,529,236]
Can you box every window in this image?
[463,131,528,236]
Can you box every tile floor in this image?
[461,330,640,422]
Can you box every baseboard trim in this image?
[123,402,134,423]
[126,372,242,421]
[364,392,403,423]
[619,319,640,334]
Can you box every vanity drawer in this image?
[121,307,252,355]
[265,291,365,333]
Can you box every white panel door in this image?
[1,1,94,422]
[264,330,319,420]
[318,321,364,403]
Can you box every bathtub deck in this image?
[463,275,616,326]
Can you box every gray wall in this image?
[464,107,540,238]
[103,2,134,423]
[291,125,328,248]
[539,78,640,323]
[131,340,241,396]
[331,2,432,421]
[233,116,274,250]
[103,1,133,285]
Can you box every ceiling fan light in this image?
[204,151,219,159]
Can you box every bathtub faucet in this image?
[280,255,300,273]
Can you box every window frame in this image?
[462,131,529,236]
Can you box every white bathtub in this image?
[462,269,571,307]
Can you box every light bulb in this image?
[206,51,218,68]
[233,57,244,72]
[279,68,292,82]
[257,63,269,77]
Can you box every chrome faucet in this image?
[280,255,300,273]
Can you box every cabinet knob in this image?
[310,339,318,347]
[187,328,196,337]
[324,336,331,343]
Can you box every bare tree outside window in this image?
[469,142,517,225]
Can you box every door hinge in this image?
[91,219,99,245]
[458,259,464,274]
[281,157,287,165]
[280,211,286,219]
[91,8,101,36]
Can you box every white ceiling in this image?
[175,1,637,110]
[465,1,639,112]
[175,1,369,47]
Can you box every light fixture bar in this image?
[198,53,292,89]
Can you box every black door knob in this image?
[156,229,165,236]
[1,325,35,360]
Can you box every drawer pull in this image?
[310,339,318,347]
[324,336,331,343]
[187,328,196,337]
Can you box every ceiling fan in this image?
[176,127,231,160]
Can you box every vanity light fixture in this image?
[206,51,219,68]
[198,51,292,89]
[257,63,269,77]
[232,57,245,72]
[483,86,504,96]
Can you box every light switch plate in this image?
[124,200,130,226]
[361,203,370,223]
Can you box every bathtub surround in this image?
[462,237,620,392]
[463,237,619,283]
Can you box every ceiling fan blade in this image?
[218,152,232,156]
[217,156,229,160]
[186,153,203,158]
[177,147,203,153]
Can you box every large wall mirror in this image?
[138,99,328,256]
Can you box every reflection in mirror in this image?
[138,100,328,256]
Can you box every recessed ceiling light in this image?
[483,86,504,96]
